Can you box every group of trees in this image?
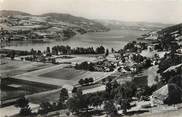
[158,52,182,75]
[75,61,95,71]
[67,80,139,116]
[30,48,44,56]
[15,88,69,116]
[5,45,107,63]
[158,34,180,51]
[75,60,115,72]
[67,89,104,114]
[15,97,32,116]
[23,48,57,63]
[15,79,156,116]
[63,29,76,39]
[9,50,15,60]
[152,29,182,105]
[104,80,157,114]
[123,41,147,52]
[78,77,94,86]
[132,54,145,63]
[105,81,134,114]
[3,49,30,60]
[154,42,182,105]
[158,51,182,85]
[52,45,71,55]
[67,90,87,114]
[38,88,69,114]
[52,45,106,55]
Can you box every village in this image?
[0,22,182,117]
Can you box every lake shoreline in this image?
[1,29,149,51]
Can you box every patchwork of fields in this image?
[1,58,113,105]
[13,65,112,86]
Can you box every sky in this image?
[0,0,182,24]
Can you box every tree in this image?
[132,54,144,63]
[59,88,69,106]
[37,50,42,55]
[67,97,79,113]
[79,79,85,86]
[72,87,78,94]
[21,57,24,61]
[67,90,88,114]
[38,102,52,114]
[104,100,117,115]
[96,46,105,54]
[117,98,130,114]
[158,52,182,83]
[52,46,59,55]
[144,59,152,68]
[46,47,52,56]
[114,82,136,114]
[30,48,36,55]
[51,58,56,64]
[85,78,90,85]
[88,77,94,84]
[159,34,179,51]
[106,82,112,99]
[15,97,32,116]
[111,48,115,53]
[9,51,15,60]
[46,47,51,53]
[123,41,138,52]
[89,94,103,108]
[105,49,109,57]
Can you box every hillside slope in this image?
[0,10,109,42]
[0,10,31,16]
[41,13,109,32]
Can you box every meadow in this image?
[0,59,53,77]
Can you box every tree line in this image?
[51,45,106,55]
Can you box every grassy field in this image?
[27,88,63,104]
[0,59,54,77]
[1,87,31,101]
[39,68,87,80]
[1,78,58,102]
[13,64,112,86]
[39,67,112,82]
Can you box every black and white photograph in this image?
[0,0,182,117]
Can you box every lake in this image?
[3,29,149,51]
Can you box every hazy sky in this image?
[0,0,182,24]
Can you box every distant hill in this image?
[41,13,109,32]
[0,10,108,32]
[41,13,93,23]
[96,19,172,31]
[0,10,109,42]
[157,23,182,42]
[158,23,182,35]
[0,10,31,16]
